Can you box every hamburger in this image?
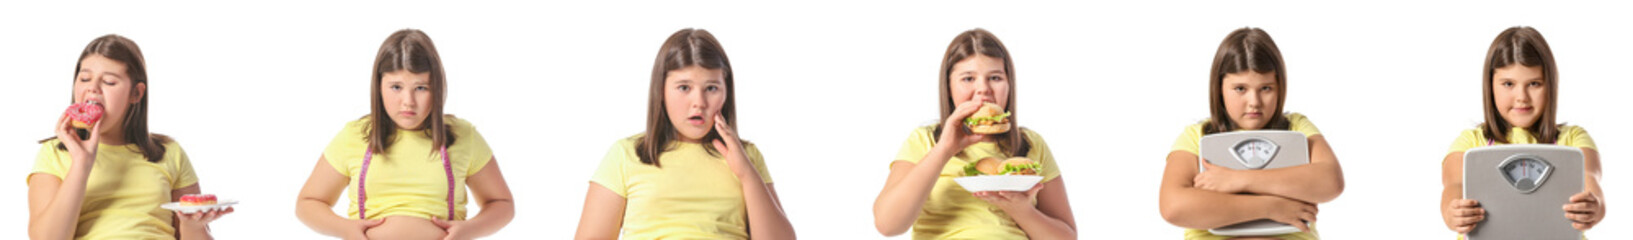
[964,157,1042,176]
[964,102,1011,134]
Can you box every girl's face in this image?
[948,55,1009,107]
[75,54,144,135]
[1221,71,1278,130]
[380,70,433,130]
[663,65,727,142]
[1491,65,1547,129]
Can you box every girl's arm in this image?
[434,158,514,239]
[1160,151,1316,231]
[993,177,1077,239]
[1565,148,1605,230]
[1195,135,1345,203]
[873,146,958,236]
[28,118,103,240]
[27,169,91,240]
[172,184,232,240]
[1441,152,1484,233]
[739,179,796,239]
[295,156,383,239]
[709,115,796,239]
[873,101,988,236]
[573,184,625,240]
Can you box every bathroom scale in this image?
[1198,130,1310,236]
[1463,144,1583,240]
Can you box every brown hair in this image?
[1481,26,1560,144]
[933,28,1030,157]
[1203,27,1290,134]
[365,29,455,153]
[40,34,170,163]
[635,28,737,167]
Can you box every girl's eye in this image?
[1233,86,1246,92]
[677,85,690,91]
[989,76,1004,81]
[390,85,402,91]
[1260,86,1273,92]
[1501,81,1513,87]
[78,77,90,82]
[961,77,974,82]
[1528,81,1544,87]
[415,86,429,91]
[705,85,719,92]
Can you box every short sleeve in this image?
[456,119,495,176]
[1024,129,1062,182]
[745,143,773,184]
[167,143,199,188]
[1447,129,1484,154]
[28,141,68,183]
[1286,113,1322,137]
[590,140,632,197]
[1560,126,1597,150]
[323,120,368,176]
[893,126,937,165]
[1169,123,1204,155]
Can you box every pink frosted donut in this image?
[64,102,103,129]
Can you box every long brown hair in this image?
[365,29,456,153]
[40,34,170,163]
[1203,27,1290,135]
[1481,26,1560,144]
[933,28,1029,157]
[635,28,737,167]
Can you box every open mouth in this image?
[687,115,706,125]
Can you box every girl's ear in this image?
[133,82,147,103]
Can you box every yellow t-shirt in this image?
[590,134,774,239]
[891,125,1062,240]
[1448,125,1593,240]
[29,139,198,240]
[1448,125,1596,153]
[1168,113,1321,240]
[323,116,494,220]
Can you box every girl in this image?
[295,29,515,240]
[1157,27,1345,240]
[872,28,1078,240]
[574,28,796,240]
[28,34,232,239]
[1440,26,1604,237]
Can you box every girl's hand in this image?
[710,114,755,178]
[1565,191,1604,230]
[343,219,386,240]
[972,183,1045,213]
[935,100,991,153]
[1260,195,1316,232]
[1444,199,1484,233]
[176,207,235,231]
[431,218,473,240]
[1193,161,1248,193]
[54,114,101,165]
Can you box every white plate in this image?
[1208,219,1305,236]
[953,175,1043,192]
[160,200,239,214]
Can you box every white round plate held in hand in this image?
[160,200,240,214]
[953,175,1044,192]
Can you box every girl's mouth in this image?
[687,115,706,125]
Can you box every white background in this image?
[2,0,1629,239]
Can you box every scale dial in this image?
[1230,137,1279,169]
[1498,154,1553,193]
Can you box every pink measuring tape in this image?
[357,146,456,220]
